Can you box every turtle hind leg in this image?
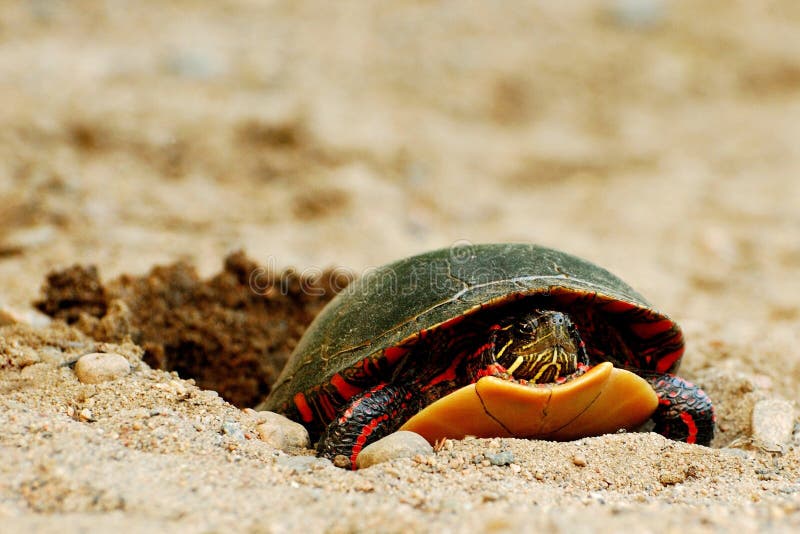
[317,382,419,468]
[647,374,715,446]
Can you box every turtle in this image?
[262,243,715,467]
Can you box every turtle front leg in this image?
[317,382,421,468]
[647,374,715,446]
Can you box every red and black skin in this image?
[647,374,714,444]
[574,301,715,445]
[288,297,715,467]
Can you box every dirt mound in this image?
[34,251,349,407]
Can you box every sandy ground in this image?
[1,0,800,532]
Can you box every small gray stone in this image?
[355,431,433,469]
[256,411,311,451]
[74,352,131,384]
[752,399,796,452]
[609,0,665,29]
[275,455,331,473]
[165,50,225,80]
[486,450,515,466]
[221,420,246,442]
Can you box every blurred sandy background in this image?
[1,1,799,531]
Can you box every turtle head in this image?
[493,310,588,383]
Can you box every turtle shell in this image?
[263,243,683,437]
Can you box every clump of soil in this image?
[34,251,349,407]
[34,265,109,322]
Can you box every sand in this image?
[1,0,799,532]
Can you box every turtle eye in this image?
[517,318,538,335]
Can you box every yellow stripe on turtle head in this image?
[506,355,524,375]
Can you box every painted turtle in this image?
[262,243,714,467]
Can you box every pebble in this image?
[572,454,588,467]
[0,306,26,326]
[255,411,311,451]
[165,50,225,80]
[333,455,351,469]
[751,399,796,452]
[0,306,52,328]
[486,450,515,466]
[659,470,686,486]
[609,0,665,29]
[588,491,606,505]
[221,420,246,442]
[275,455,331,474]
[355,431,433,469]
[74,352,131,384]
